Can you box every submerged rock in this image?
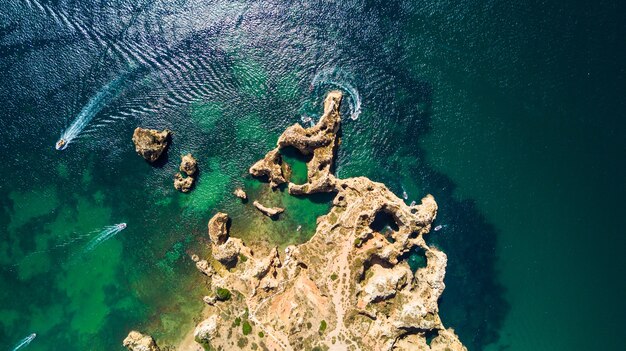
[233,187,247,200]
[173,173,194,193]
[253,200,284,218]
[179,153,197,176]
[132,127,170,163]
[122,331,160,351]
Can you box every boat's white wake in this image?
[81,223,127,253]
[10,333,36,351]
[55,74,128,150]
[311,68,362,120]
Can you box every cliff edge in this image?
[124,91,466,351]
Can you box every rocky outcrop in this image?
[125,92,465,351]
[208,212,229,244]
[207,212,251,267]
[249,91,342,194]
[189,175,464,350]
[122,331,160,351]
[174,173,194,192]
[174,154,197,192]
[233,188,247,200]
[181,91,466,351]
[132,128,170,163]
[179,153,197,176]
[194,315,218,346]
[252,200,284,218]
[249,149,285,188]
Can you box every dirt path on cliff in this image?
[325,233,359,350]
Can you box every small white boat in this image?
[11,333,36,351]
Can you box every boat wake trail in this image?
[311,68,362,120]
[55,73,130,150]
[10,333,36,351]
[81,223,127,254]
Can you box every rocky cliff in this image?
[124,91,466,351]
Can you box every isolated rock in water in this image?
[233,187,247,200]
[123,331,160,351]
[174,173,194,193]
[253,200,284,217]
[132,127,171,163]
[179,153,197,176]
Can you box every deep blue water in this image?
[1,0,625,350]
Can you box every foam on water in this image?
[10,333,36,351]
[55,73,129,150]
[311,68,362,120]
[81,223,127,254]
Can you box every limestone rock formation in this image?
[122,331,160,351]
[249,149,285,188]
[252,200,284,218]
[179,153,197,176]
[174,173,194,193]
[173,154,197,192]
[207,212,251,267]
[194,315,218,346]
[132,128,170,163]
[208,212,229,245]
[249,91,342,194]
[182,92,466,351]
[126,91,465,351]
[233,187,247,200]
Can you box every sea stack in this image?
[179,153,197,176]
[174,154,197,192]
[132,127,171,163]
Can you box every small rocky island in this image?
[132,127,171,163]
[174,153,198,192]
[124,91,466,351]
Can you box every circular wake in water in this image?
[310,67,362,120]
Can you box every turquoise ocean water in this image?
[1,0,624,350]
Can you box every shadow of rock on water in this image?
[425,170,510,351]
[357,66,510,349]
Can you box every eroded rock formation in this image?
[207,212,251,267]
[185,92,466,351]
[174,154,197,192]
[233,187,247,200]
[123,331,160,351]
[124,91,466,351]
[253,200,284,218]
[132,128,170,163]
[179,153,198,176]
[249,91,342,194]
[174,173,194,193]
